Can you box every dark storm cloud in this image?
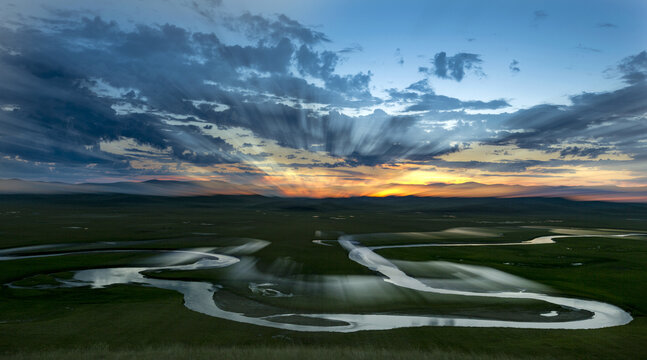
[1,10,645,182]
[312,110,459,166]
[387,79,509,111]
[559,146,610,159]
[493,81,647,155]
[424,156,633,176]
[432,52,449,78]
[617,51,647,84]
[406,79,431,92]
[295,45,373,98]
[423,159,546,173]
[411,51,647,175]
[405,94,508,111]
[189,0,223,21]
[0,47,160,165]
[424,52,484,82]
[225,13,330,45]
[221,38,295,73]
[0,12,390,176]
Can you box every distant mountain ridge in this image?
[1,178,646,202]
[0,178,261,197]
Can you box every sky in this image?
[1,0,646,199]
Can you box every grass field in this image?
[1,195,646,359]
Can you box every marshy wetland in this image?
[1,195,647,359]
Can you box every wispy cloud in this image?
[575,44,602,53]
[533,10,548,22]
[597,22,618,28]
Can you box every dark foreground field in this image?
[1,195,646,359]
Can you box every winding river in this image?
[0,230,642,332]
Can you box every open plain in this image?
[1,195,646,359]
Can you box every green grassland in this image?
[1,195,647,359]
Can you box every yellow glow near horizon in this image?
[90,136,647,200]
